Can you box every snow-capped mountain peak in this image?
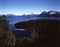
[48,11,60,15]
[49,11,57,15]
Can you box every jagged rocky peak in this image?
[41,11,48,14]
[39,10,60,17]
[41,10,60,14]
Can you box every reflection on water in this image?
[12,30,31,37]
[10,24,31,37]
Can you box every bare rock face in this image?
[0,16,16,47]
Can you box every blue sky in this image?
[0,0,60,15]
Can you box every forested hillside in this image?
[15,19,60,47]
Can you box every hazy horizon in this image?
[0,0,60,15]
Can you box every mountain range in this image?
[5,11,60,25]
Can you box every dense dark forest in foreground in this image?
[14,19,60,47]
